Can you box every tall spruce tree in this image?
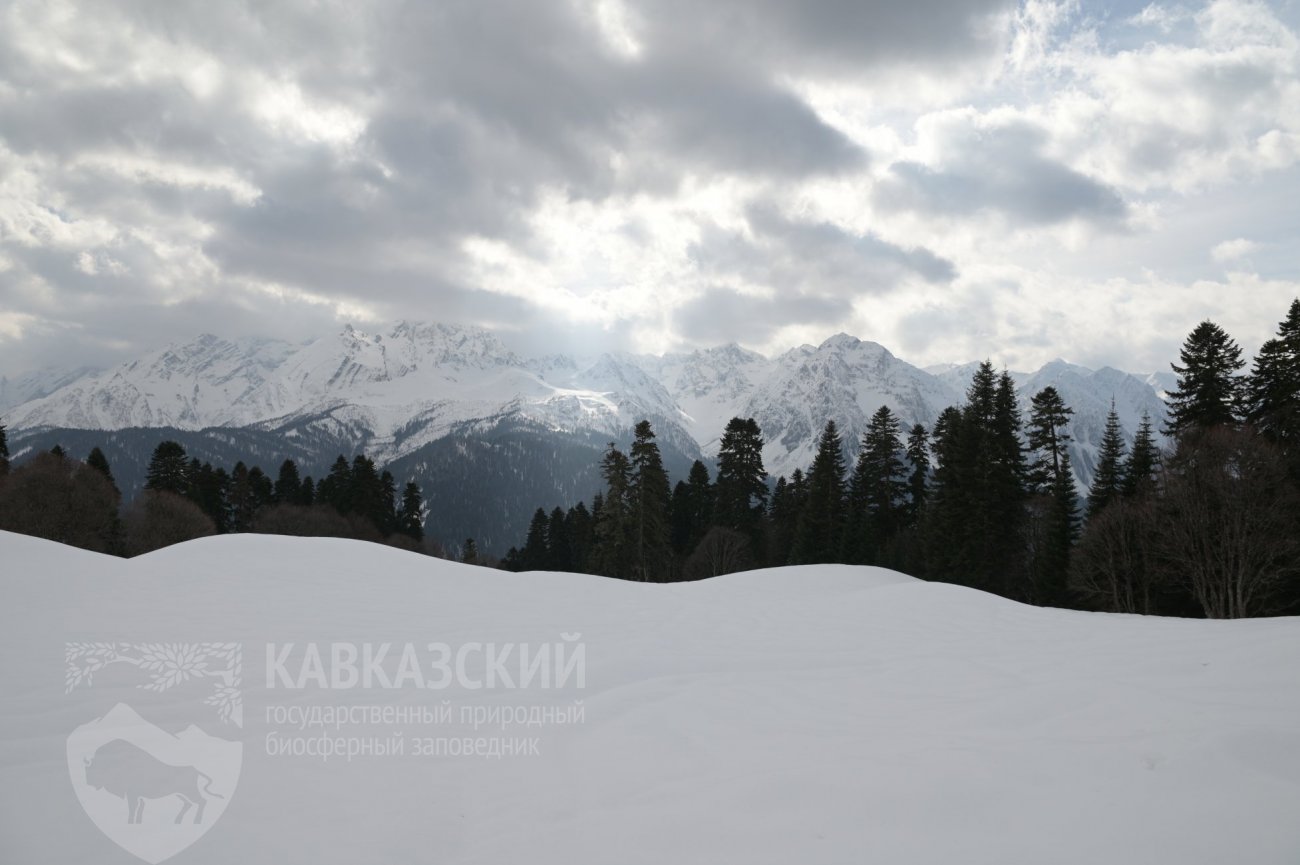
[186,462,230,533]
[227,462,258,532]
[766,469,806,566]
[397,482,425,542]
[1165,320,1245,436]
[713,417,768,557]
[316,456,352,513]
[145,441,190,495]
[520,507,551,570]
[845,407,907,563]
[1121,413,1160,498]
[930,364,1028,595]
[628,420,672,581]
[378,470,398,535]
[349,455,386,529]
[1087,402,1126,520]
[85,446,118,495]
[1245,299,1300,466]
[670,460,714,557]
[1026,386,1073,491]
[793,420,847,564]
[589,444,632,578]
[1038,449,1080,606]
[0,421,9,475]
[566,501,594,570]
[905,423,930,523]
[547,506,573,572]
[274,459,303,505]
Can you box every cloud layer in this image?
[1,0,1298,376]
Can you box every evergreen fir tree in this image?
[316,455,352,513]
[397,482,425,542]
[1086,402,1126,520]
[845,407,907,563]
[1039,449,1081,606]
[1165,320,1245,436]
[1026,386,1074,491]
[713,417,768,556]
[227,462,257,532]
[85,447,118,495]
[300,476,316,508]
[928,364,1028,595]
[1244,299,1300,467]
[566,501,594,570]
[670,460,714,557]
[862,406,908,545]
[628,420,672,581]
[461,538,479,566]
[0,421,9,475]
[793,420,847,564]
[1022,386,1080,604]
[766,469,806,566]
[49,444,66,459]
[378,470,398,535]
[188,464,232,533]
[274,459,303,505]
[249,466,274,512]
[520,507,550,570]
[905,423,930,523]
[589,445,632,578]
[145,441,190,495]
[989,371,1029,594]
[547,506,572,572]
[349,455,385,528]
[1121,413,1160,498]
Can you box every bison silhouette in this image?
[83,739,224,824]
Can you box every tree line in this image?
[502,300,1300,619]
[0,436,435,558]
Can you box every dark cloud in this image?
[690,201,956,295]
[874,121,1129,226]
[675,200,955,344]
[638,0,1016,77]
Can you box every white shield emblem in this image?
[64,643,243,864]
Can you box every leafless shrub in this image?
[122,491,216,556]
[0,452,120,553]
[683,526,754,580]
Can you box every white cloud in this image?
[1211,237,1261,261]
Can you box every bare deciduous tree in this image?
[122,490,216,556]
[1070,498,1159,614]
[683,526,753,580]
[1153,427,1300,618]
[0,452,120,553]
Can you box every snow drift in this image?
[1,530,1297,864]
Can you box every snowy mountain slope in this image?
[2,530,1299,865]
[737,335,964,477]
[1014,361,1169,481]
[0,365,101,413]
[2,321,1170,492]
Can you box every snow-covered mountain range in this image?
[3,320,1168,484]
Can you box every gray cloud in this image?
[676,201,956,344]
[1,0,1296,378]
[691,201,956,294]
[675,286,851,345]
[875,121,1129,226]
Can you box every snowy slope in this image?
[3,323,1169,485]
[2,530,1298,865]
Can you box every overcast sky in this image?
[1,0,1298,376]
